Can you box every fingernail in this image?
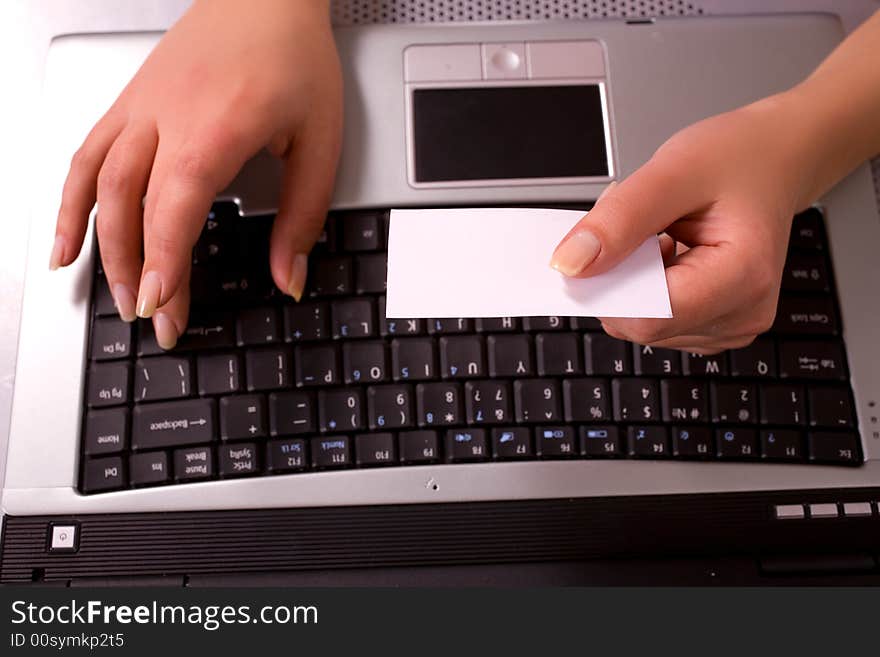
[136,270,162,318]
[596,180,618,203]
[153,313,178,350]
[550,230,602,277]
[48,235,66,271]
[112,283,137,322]
[287,253,308,302]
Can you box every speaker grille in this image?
[331,0,703,24]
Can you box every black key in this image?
[90,317,132,361]
[294,344,339,386]
[378,297,423,336]
[570,317,603,331]
[513,379,562,423]
[132,399,215,450]
[284,302,329,342]
[671,426,714,459]
[331,298,375,338]
[716,428,759,459]
[773,295,839,335]
[342,211,383,251]
[310,256,352,297]
[173,446,213,481]
[84,408,128,455]
[778,340,846,380]
[579,426,622,457]
[681,352,728,377]
[428,318,473,334]
[92,275,116,316]
[82,456,125,492]
[661,380,708,423]
[491,427,533,459]
[311,436,351,469]
[391,338,435,381]
[246,348,290,391]
[268,391,315,435]
[367,384,413,430]
[87,362,130,407]
[318,389,364,432]
[729,338,777,378]
[536,426,577,457]
[236,307,279,345]
[314,214,337,253]
[808,387,855,428]
[343,341,388,383]
[710,382,757,424]
[129,451,169,487]
[808,431,860,464]
[399,430,440,464]
[782,252,830,292]
[134,356,191,402]
[487,334,533,377]
[585,333,632,375]
[220,394,267,440]
[445,429,489,462]
[536,333,583,376]
[218,442,259,477]
[761,429,804,461]
[355,433,397,466]
[790,208,825,250]
[197,353,241,396]
[633,345,681,376]
[267,438,308,472]
[440,335,485,378]
[464,380,511,425]
[627,426,669,458]
[355,253,387,294]
[475,317,519,332]
[176,312,235,351]
[562,378,610,422]
[612,379,660,422]
[523,316,565,331]
[759,384,806,426]
[416,382,462,427]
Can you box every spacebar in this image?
[132,399,216,450]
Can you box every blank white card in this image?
[385,208,672,319]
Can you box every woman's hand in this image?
[550,92,820,355]
[50,0,342,349]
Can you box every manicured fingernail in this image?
[112,283,137,322]
[287,253,308,302]
[136,270,162,318]
[596,180,617,203]
[153,313,178,350]
[49,235,66,270]
[550,230,602,277]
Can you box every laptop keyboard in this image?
[79,203,862,493]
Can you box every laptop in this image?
[2,14,880,585]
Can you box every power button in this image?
[482,43,526,80]
[47,523,79,552]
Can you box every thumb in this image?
[550,159,704,278]
[269,120,341,301]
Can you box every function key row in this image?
[81,424,861,492]
[84,379,856,456]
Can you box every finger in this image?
[598,242,751,344]
[138,120,266,318]
[658,233,677,266]
[52,113,125,269]
[549,152,710,278]
[94,125,158,321]
[601,321,756,353]
[269,115,342,301]
[152,265,191,350]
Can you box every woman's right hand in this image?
[50,0,343,349]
